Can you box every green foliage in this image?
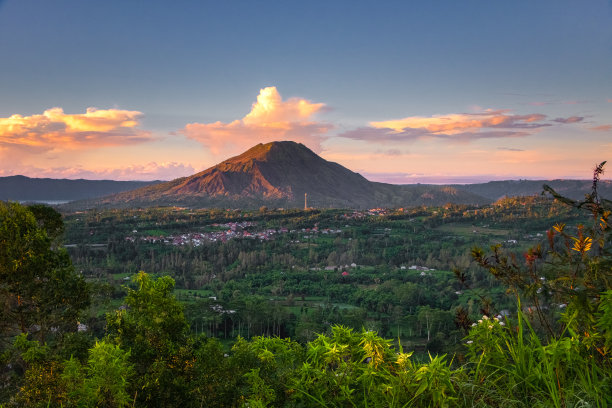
[292,326,459,407]
[0,203,90,404]
[461,308,611,407]
[62,340,134,408]
[106,272,192,407]
[463,166,612,407]
[231,335,304,407]
[27,204,65,244]
[0,202,90,344]
[596,290,612,350]
[243,368,276,407]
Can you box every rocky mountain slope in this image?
[94,141,490,208]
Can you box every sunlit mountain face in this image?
[93,141,489,209]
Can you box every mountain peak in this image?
[97,141,490,208]
[226,141,316,164]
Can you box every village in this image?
[124,220,345,247]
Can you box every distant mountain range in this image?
[0,175,159,202]
[2,141,608,209]
[454,179,612,202]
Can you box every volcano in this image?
[96,141,489,208]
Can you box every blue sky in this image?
[1,0,611,182]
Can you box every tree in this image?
[0,202,90,345]
[27,204,65,247]
[106,272,192,407]
[63,340,134,408]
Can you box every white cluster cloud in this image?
[180,86,332,155]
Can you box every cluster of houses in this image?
[298,226,343,240]
[126,228,279,246]
[310,263,359,272]
[342,208,390,219]
[124,222,344,247]
[402,265,437,276]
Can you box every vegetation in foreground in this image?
[1,170,612,406]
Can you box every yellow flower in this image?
[571,236,592,254]
[396,351,413,366]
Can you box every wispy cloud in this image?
[553,116,584,124]
[524,100,590,107]
[339,110,584,143]
[589,124,612,132]
[498,147,525,152]
[371,110,548,134]
[340,126,530,143]
[0,107,151,151]
[180,87,332,155]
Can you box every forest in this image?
[1,185,611,406]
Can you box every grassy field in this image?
[434,222,513,237]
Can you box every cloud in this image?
[589,125,612,132]
[492,149,542,164]
[553,116,584,124]
[525,100,590,107]
[340,125,530,143]
[180,87,332,155]
[371,110,548,134]
[0,161,195,181]
[607,99,612,103]
[0,107,151,152]
[338,109,588,143]
[375,148,403,156]
[497,147,525,152]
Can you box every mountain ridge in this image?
[93,141,489,208]
[6,142,606,208]
[0,175,160,202]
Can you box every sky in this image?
[0,0,611,184]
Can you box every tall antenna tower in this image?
[304,193,308,210]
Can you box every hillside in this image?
[93,141,490,208]
[454,179,612,201]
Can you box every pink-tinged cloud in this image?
[370,111,548,134]
[180,87,332,155]
[339,110,587,143]
[340,126,530,143]
[589,125,612,132]
[0,107,151,151]
[497,147,525,152]
[0,161,195,181]
[553,116,584,124]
